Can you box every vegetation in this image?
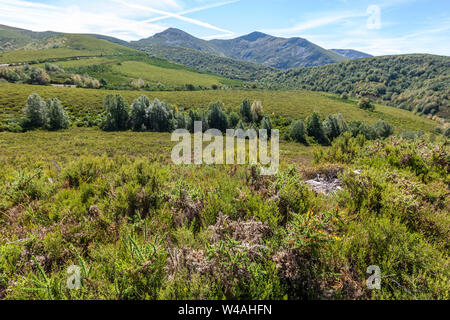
[270,54,450,119]
[0,126,448,300]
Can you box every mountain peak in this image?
[238,31,270,41]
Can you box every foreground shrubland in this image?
[0,132,448,300]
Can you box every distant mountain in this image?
[330,49,373,59]
[132,28,348,69]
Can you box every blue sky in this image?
[0,0,449,55]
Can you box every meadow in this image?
[0,82,437,134]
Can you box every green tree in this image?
[306,112,328,145]
[323,113,347,141]
[45,98,69,130]
[207,102,228,132]
[102,94,130,131]
[260,115,272,139]
[130,95,150,131]
[147,99,175,132]
[290,119,306,143]
[23,93,47,128]
[240,99,252,122]
[228,112,240,128]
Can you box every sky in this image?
[0,0,449,56]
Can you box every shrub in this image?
[102,94,130,131]
[374,120,394,138]
[29,68,50,85]
[290,120,306,143]
[45,98,69,130]
[23,93,47,129]
[358,98,375,111]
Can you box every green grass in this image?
[0,82,437,133]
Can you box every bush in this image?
[102,94,130,131]
[358,98,375,111]
[45,98,69,130]
[29,68,50,85]
[207,102,228,132]
[290,119,306,143]
[374,120,394,138]
[23,93,47,129]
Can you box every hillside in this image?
[0,24,59,52]
[267,54,450,119]
[138,45,276,82]
[330,49,373,59]
[132,28,348,69]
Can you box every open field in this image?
[0,82,437,133]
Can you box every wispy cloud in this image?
[262,11,366,36]
[112,0,235,35]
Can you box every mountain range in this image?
[131,28,370,69]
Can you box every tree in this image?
[228,112,240,128]
[175,112,187,129]
[102,94,130,131]
[374,120,394,138]
[207,102,228,132]
[130,95,150,131]
[290,119,306,143]
[260,115,272,139]
[45,98,69,130]
[348,121,378,140]
[251,100,264,123]
[323,113,347,141]
[147,99,175,132]
[306,112,328,145]
[240,99,252,122]
[23,93,46,128]
[358,98,375,111]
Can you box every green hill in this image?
[265,54,450,119]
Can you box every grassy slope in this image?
[0,34,141,63]
[0,82,437,133]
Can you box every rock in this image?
[305,174,342,195]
